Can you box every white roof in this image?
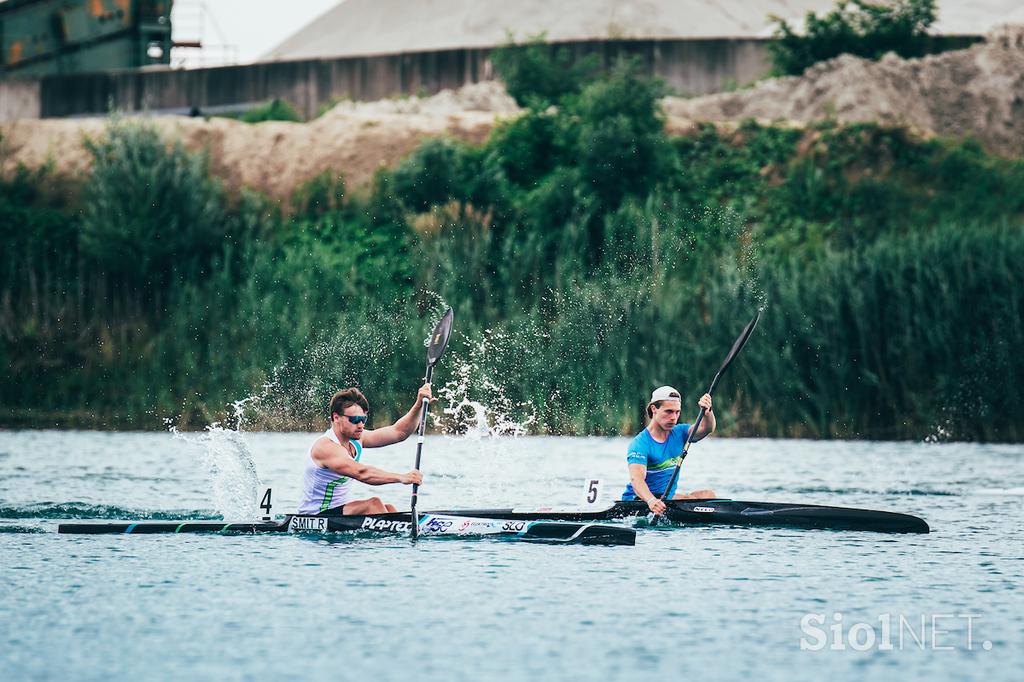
[264,0,1023,61]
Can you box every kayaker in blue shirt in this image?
[622,385,716,515]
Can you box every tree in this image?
[768,0,938,76]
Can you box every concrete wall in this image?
[1,36,979,121]
[563,38,771,96]
[0,77,41,120]
[0,38,769,120]
[24,46,494,119]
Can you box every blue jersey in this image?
[622,423,691,500]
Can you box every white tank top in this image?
[296,428,363,514]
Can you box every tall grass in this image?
[1,59,1022,440]
[725,221,1024,440]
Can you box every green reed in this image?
[2,60,1023,439]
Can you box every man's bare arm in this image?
[361,383,435,448]
[312,439,421,486]
[629,463,666,514]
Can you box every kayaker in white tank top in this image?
[295,384,435,516]
[297,427,365,514]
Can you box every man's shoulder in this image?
[312,435,355,460]
[627,429,651,452]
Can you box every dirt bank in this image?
[663,30,1024,156]
[0,82,519,203]
[2,35,1021,202]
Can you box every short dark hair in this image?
[329,387,369,419]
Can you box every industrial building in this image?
[0,0,172,76]
[0,0,1019,121]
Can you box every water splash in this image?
[169,421,261,520]
[158,293,457,518]
[232,293,450,430]
[924,421,954,444]
[707,202,769,309]
[226,394,264,431]
[433,331,537,439]
[419,290,452,349]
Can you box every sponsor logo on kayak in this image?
[800,613,991,651]
[422,517,454,533]
[466,521,498,532]
[360,517,412,533]
[454,519,502,533]
[693,506,715,513]
[289,516,327,533]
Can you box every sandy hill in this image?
[2,32,1021,203]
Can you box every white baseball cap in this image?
[649,386,682,403]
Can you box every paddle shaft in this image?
[409,364,434,538]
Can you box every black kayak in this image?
[55,499,927,539]
[56,511,636,546]
[431,499,930,534]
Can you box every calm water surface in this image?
[1,431,1022,681]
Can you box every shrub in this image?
[239,98,303,123]
[0,164,78,287]
[491,35,598,108]
[80,120,230,289]
[388,137,496,212]
[292,170,346,216]
[486,110,564,188]
[768,0,937,76]
[565,58,672,208]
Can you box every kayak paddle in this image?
[411,307,454,539]
[659,309,762,503]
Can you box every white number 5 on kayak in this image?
[582,479,604,506]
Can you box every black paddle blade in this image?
[706,309,761,396]
[427,308,454,367]
[720,309,762,375]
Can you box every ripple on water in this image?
[0,525,46,534]
[0,433,1021,681]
